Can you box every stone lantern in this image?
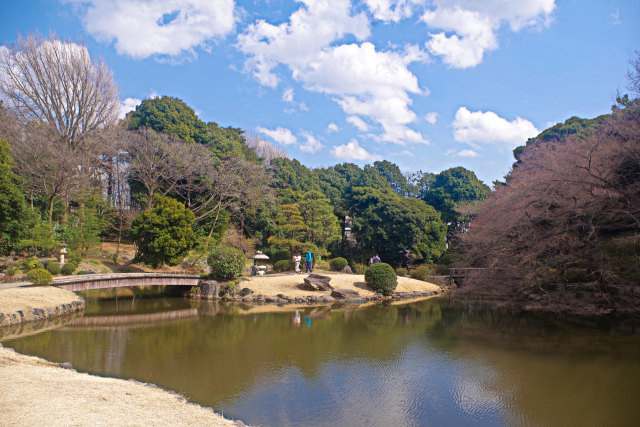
[248,251,269,276]
[59,242,68,267]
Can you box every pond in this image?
[2,296,640,426]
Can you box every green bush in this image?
[314,259,329,270]
[329,257,348,271]
[131,195,196,267]
[69,253,83,264]
[207,245,246,281]
[61,261,78,275]
[23,258,40,271]
[26,268,53,285]
[365,263,397,296]
[7,267,18,276]
[350,262,367,274]
[273,259,294,272]
[46,261,61,275]
[410,265,433,281]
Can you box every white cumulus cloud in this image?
[347,116,370,132]
[458,149,479,157]
[119,97,141,119]
[421,0,555,68]
[256,126,297,145]
[452,107,539,148]
[68,0,236,59]
[327,123,339,133]
[363,0,424,23]
[300,132,323,153]
[331,139,380,161]
[237,1,428,145]
[425,111,438,124]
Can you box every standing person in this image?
[373,254,381,263]
[293,252,301,273]
[305,250,313,273]
[401,248,410,274]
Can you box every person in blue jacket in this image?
[305,250,313,273]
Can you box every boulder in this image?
[341,266,353,274]
[302,273,333,291]
[302,277,333,291]
[331,289,360,299]
[198,279,221,300]
[238,287,253,297]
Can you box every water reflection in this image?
[2,298,640,426]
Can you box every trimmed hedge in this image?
[273,259,295,272]
[61,261,78,275]
[26,268,53,285]
[409,265,432,281]
[350,262,367,274]
[364,262,397,296]
[46,261,61,275]
[208,245,246,281]
[329,257,348,271]
[23,258,40,271]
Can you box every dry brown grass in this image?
[0,347,238,426]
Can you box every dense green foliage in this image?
[409,265,432,281]
[350,187,447,264]
[207,245,246,281]
[126,96,258,162]
[365,262,397,296]
[61,261,78,275]
[273,259,295,272]
[0,138,31,253]
[26,268,53,285]
[131,195,196,267]
[329,257,348,271]
[45,260,61,275]
[422,167,489,225]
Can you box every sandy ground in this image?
[0,286,85,327]
[241,272,441,298]
[0,347,239,427]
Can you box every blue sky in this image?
[1,0,638,185]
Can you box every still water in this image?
[3,297,640,426]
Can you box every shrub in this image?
[314,259,329,270]
[207,245,246,281]
[350,262,367,274]
[131,195,196,267]
[273,259,294,272]
[46,261,61,275]
[7,267,18,276]
[23,258,40,271]
[61,261,78,275]
[26,268,53,285]
[365,263,397,296]
[69,253,83,264]
[329,257,348,271]
[410,265,433,281]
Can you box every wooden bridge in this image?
[52,273,201,292]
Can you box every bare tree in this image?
[0,32,120,152]
[244,131,289,164]
[125,128,189,209]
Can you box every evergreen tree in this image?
[131,195,196,267]
[299,191,341,256]
[0,137,30,254]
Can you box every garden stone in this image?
[331,289,360,299]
